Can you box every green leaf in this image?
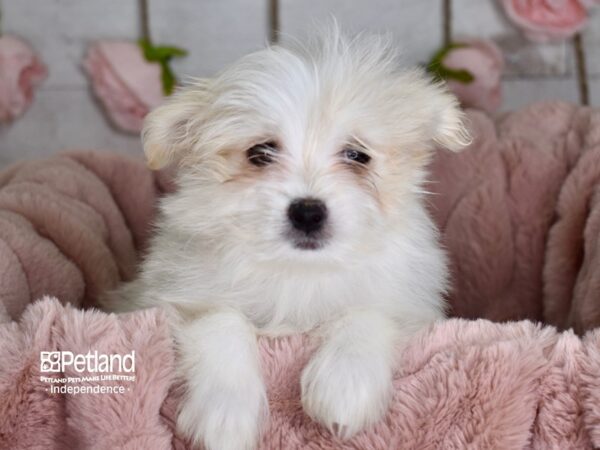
[152,45,188,59]
[160,60,176,95]
[138,38,157,61]
[426,42,474,84]
[138,39,187,62]
[138,39,188,95]
[427,43,468,69]
[437,66,474,83]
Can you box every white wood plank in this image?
[2,0,139,89]
[149,0,269,79]
[452,0,569,76]
[501,78,580,112]
[279,0,443,67]
[0,88,143,165]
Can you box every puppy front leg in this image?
[301,309,404,439]
[176,308,267,450]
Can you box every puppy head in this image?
[144,27,470,265]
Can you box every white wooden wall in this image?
[0,0,598,168]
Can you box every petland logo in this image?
[40,350,135,373]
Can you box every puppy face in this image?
[144,30,470,266]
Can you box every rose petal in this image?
[95,41,164,109]
[0,35,47,122]
[84,40,164,133]
[442,39,505,114]
[501,0,589,42]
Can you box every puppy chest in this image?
[232,273,383,332]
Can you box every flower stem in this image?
[269,0,279,44]
[573,33,589,106]
[139,0,151,43]
[443,0,452,47]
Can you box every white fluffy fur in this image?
[106,25,469,450]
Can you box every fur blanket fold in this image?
[1,101,600,449]
[0,151,162,320]
[1,298,600,449]
[429,102,600,332]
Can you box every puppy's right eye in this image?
[246,142,277,167]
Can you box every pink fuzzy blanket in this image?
[1,101,600,449]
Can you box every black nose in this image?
[287,198,328,234]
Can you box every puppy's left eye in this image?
[342,147,371,165]
[247,142,277,167]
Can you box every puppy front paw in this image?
[301,350,392,440]
[177,382,267,450]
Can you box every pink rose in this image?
[442,39,505,114]
[0,35,47,122]
[84,40,164,133]
[500,0,595,42]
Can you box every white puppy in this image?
[105,26,469,450]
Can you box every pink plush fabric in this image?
[1,298,599,449]
[0,298,174,449]
[0,151,162,320]
[429,101,600,333]
[1,101,600,448]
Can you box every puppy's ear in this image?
[142,80,211,170]
[429,87,472,152]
